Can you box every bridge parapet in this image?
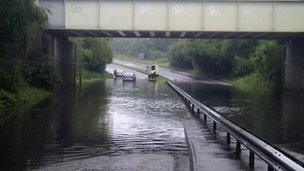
[38,0,304,38]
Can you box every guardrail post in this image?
[226,132,231,144]
[236,140,241,157]
[191,104,194,114]
[268,166,274,171]
[197,108,200,117]
[213,121,217,131]
[167,81,304,171]
[249,151,255,169]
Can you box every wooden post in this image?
[249,151,255,169]
[226,132,231,144]
[191,104,194,114]
[213,121,217,131]
[197,108,200,117]
[236,140,241,157]
[268,165,274,171]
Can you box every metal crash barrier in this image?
[167,81,304,171]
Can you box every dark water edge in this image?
[176,82,304,161]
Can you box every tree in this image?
[0,0,53,92]
[73,38,113,73]
[253,41,284,82]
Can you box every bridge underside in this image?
[48,29,304,39]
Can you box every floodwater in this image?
[0,79,188,170]
[176,82,304,160]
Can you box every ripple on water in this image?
[20,80,188,169]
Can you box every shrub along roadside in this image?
[0,0,57,111]
[0,87,50,109]
[0,87,51,126]
[232,73,278,95]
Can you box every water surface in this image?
[0,79,188,170]
[176,82,304,159]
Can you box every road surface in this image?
[113,59,232,86]
[106,63,147,79]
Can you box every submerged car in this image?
[114,69,124,78]
[123,72,136,81]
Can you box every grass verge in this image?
[0,87,51,126]
[76,69,113,90]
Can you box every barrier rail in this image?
[167,81,304,171]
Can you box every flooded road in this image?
[113,59,231,86]
[176,82,304,161]
[0,79,189,170]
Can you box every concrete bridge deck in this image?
[39,0,304,39]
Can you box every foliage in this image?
[110,38,176,60]
[0,0,48,92]
[0,0,57,110]
[0,87,50,109]
[167,41,193,69]
[232,55,255,77]
[232,73,276,95]
[23,48,59,89]
[78,69,112,80]
[252,41,283,83]
[73,38,113,73]
[166,39,285,93]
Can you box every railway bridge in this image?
[37,0,304,92]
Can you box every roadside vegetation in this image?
[0,0,57,111]
[0,1,112,125]
[71,38,113,83]
[111,38,285,94]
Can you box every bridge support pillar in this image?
[44,34,76,90]
[284,40,304,94]
[53,37,76,90]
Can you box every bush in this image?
[232,55,254,77]
[0,87,50,108]
[252,41,283,83]
[23,50,58,89]
[73,38,113,73]
[233,73,276,94]
[168,41,193,69]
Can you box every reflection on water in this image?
[176,82,304,158]
[0,79,188,170]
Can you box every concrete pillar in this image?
[284,40,304,94]
[53,37,76,90]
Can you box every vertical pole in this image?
[213,121,217,131]
[204,114,207,122]
[63,0,66,28]
[79,62,82,86]
[226,132,231,144]
[191,104,194,114]
[236,140,241,157]
[249,151,255,169]
[197,108,200,117]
